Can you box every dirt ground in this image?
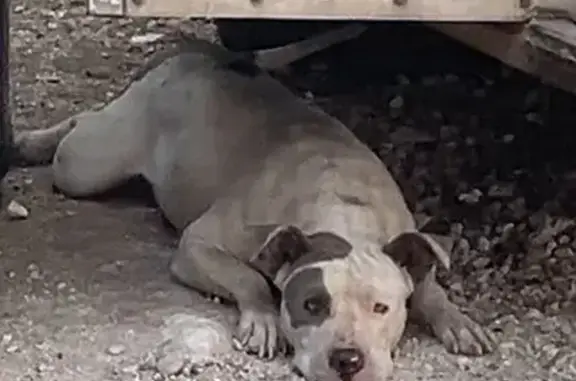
[1,1,576,380]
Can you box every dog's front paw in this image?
[233,305,286,359]
[432,307,497,356]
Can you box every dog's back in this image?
[138,45,346,229]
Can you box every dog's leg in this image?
[13,117,77,165]
[169,224,284,359]
[408,268,497,356]
[51,91,149,197]
[51,111,140,197]
[384,232,497,356]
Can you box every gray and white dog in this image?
[15,25,496,381]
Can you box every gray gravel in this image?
[1,1,576,380]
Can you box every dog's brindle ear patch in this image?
[383,232,451,283]
[250,225,312,279]
[283,267,332,329]
[281,232,351,329]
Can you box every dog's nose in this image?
[328,347,365,376]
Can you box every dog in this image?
[14,25,496,381]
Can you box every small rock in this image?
[557,234,571,245]
[156,353,186,376]
[458,188,483,204]
[106,344,127,356]
[1,333,13,345]
[545,240,558,256]
[396,74,410,85]
[499,255,514,274]
[388,95,404,109]
[488,183,515,198]
[130,33,164,45]
[477,236,491,252]
[5,345,19,354]
[56,281,67,290]
[450,223,464,237]
[28,269,41,280]
[138,351,158,371]
[453,238,471,258]
[502,134,515,143]
[525,308,544,320]
[526,246,551,264]
[35,363,53,373]
[6,200,29,219]
[472,257,491,269]
[35,74,61,84]
[500,222,516,239]
[553,246,574,258]
[507,197,528,220]
[388,95,404,118]
[456,356,472,370]
[525,112,543,124]
[464,136,476,146]
[449,282,464,293]
[121,365,140,375]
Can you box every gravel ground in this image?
[1,0,576,380]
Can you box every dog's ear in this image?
[307,232,352,257]
[250,225,312,279]
[382,232,451,283]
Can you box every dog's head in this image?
[251,225,450,381]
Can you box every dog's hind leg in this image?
[51,102,147,197]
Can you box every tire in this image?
[0,0,11,185]
[215,19,338,51]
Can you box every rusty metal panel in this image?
[88,0,530,22]
[430,17,576,95]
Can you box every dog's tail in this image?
[12,115,78,166]
[252,23,368,70]
[180,23,368,73]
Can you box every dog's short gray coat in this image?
[17,28,497,381]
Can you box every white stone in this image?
[6,200,29,220]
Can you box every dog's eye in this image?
[373,302,389,315]
[303,295,327,316]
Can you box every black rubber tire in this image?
[0,0,11,185]
[214,19,338,51]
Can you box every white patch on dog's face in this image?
[280,245,412,381]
